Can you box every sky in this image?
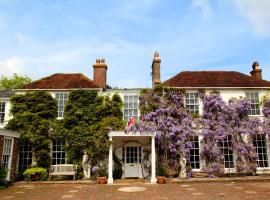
[0,0,270,88]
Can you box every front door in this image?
[123,146,141,178]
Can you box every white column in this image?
[108,136,113,184]
[150,135,157,184]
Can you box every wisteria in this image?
[262,96,270,139]
[200,94,227,176]
[134,87,268,178]
[226,98,258,174]
[139,89,195,178]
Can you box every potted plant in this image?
[97,169,107,184]
[23,167,48,182]
[92,166,107,184]
[157,166,166,184]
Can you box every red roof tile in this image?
[164,71,270,88]
[21,73,99,89]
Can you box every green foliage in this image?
[98,169,107,177]
[0,73,31,89]
[6,91,57,169]
[0,167,7,186]
[63,90,124,164]
[23,167,48,182]
[157,166,166,176]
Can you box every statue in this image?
[82,152,91,179]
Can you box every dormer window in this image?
[246,92,260,115]
[55,93,68,118]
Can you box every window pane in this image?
[52,140,66,165]
[55,93,68,118]
[253,134,269,168]
[189,136,200,169]
[123,95,139,120]
[185,93,199,114]
[220,135,234,168]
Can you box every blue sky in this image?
[0,0,270,88]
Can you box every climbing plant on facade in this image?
[200,93,259,176]
[63,90,124,166]
[139,86,195,178]
[6,91,57,169]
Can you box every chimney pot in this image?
[93,58,107,88]
[152,51,161,88]
[250,61,262,80]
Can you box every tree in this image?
[6,91,57,169]
[0,73,31,89]
[139,87,195,178]
[63,90,124,166]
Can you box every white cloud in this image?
[192,0,212,18]
[0,57,26,76]
[233,0,270,37]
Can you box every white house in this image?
[1,52,270,183]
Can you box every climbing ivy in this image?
[6,91,57,169]
[63,90,124,166]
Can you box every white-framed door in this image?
[123,146,142,178]
[2,137,14,180]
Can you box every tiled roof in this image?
[164,71,270,88]
[0,90,14,98]
[21,73,99,89]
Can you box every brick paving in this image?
[1,181,270,200]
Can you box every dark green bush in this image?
[157,166,166,176]
[0,167,7,189]
[23,167,48,182]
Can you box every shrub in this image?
[0,167,7,189]
[23,167,48,182]
[157,166,166,176]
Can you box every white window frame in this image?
[2,137,14,181]
[0,101,6,125]
[123,94,139,121]
[252,134,270,170]
[185,92,199,115]
[246,92,261,116]
[18,140,33,172]
[189,135,201,171]
[55,92,69,119]
[220,135,235,170]
[51,139,66,165]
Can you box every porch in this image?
[107,131,157,184]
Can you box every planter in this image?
[157,176,166,184]
[97,176,107,184]
[31,174,41,181]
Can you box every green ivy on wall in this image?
[6,91,57,169]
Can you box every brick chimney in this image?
[152,51,161,88]
[250,61,262,80]
[93,58,107,88]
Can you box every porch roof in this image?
[108,131,155,137]
[0,128,20,138]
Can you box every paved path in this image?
[1,181,270,200]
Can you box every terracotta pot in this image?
[97,176,107,184]
[157,176,166,184]
[31,174,41,181]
